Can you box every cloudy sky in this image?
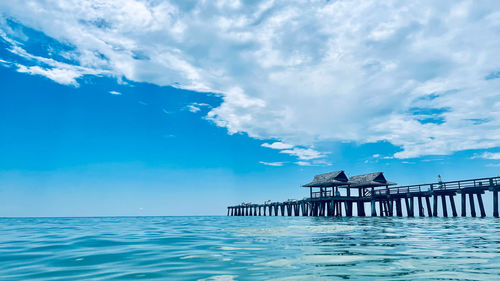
[1,0,500,216]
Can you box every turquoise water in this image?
[1,217,500,280]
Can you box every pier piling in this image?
[469,193,476,217]
[417,196,424,217]
[433,195,438,217]
[461,193,466,217]
[396,198,403,217]
[477,193,486,217]
[494,191,499,218]
[441,195,448,217]
[449,195,457,217]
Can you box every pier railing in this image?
[373,176,500,196]
[311,191,332,198]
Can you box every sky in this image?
[1,0,500,216]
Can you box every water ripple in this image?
[1,217,500,280]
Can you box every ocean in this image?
[1,216,500,280]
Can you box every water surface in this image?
[1,216,499,280]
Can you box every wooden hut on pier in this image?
[348,172,396,197]
[300,171,396,216]
[302,170,349,198]
[347,172,396,216]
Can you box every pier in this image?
[227,171,500,218]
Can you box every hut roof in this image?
[302,170,349,187]
[348,172,396,188]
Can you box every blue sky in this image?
[1,1,500,216]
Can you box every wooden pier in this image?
[227,171,500,218]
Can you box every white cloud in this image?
[109,90,122,95]
[295,159,332,166]
[187,105,201,113]
[261,142,294,150]
[472,152,500,160]
[280,147,324,161]
[1,1,500,158]
[186,102,211,113]
[16,64,80,86]
[372,154,380,158]
[259,161,284,167]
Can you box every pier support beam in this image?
[441,195,448,217]
[469,193,476,217]
[410,197,414,217]
[404,197,410,217]
[345,201,352,217]
[477,193,486,218]
[357,201,365,217]
[417,197,424,217]
[494,191,499,218]
[461,193,466,217]
[405,197,414,217]
[371,200,377,216]
[449,195,457,217]
[328,200,334,216]
[387,200,394,217]
[433,195,438,217]
[396,198,403,217]
[425,196,432,217]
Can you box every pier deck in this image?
[227,176,500,218]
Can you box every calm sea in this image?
[1,216,500,280]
